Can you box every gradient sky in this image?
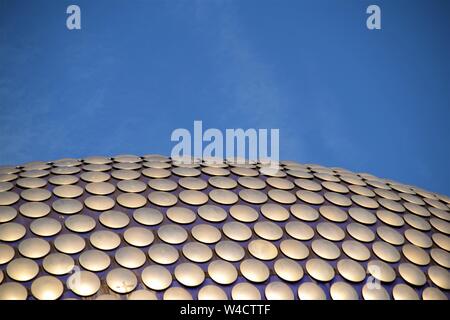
[0,0,449,195]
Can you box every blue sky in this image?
[0,0,449,195]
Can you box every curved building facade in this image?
[0,154,448,300]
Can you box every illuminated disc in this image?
[163,287,193,300]
[348,207,377,225]
[240,259,270,283]
[208,189,238,205]
[209,176,237,189]
[330,282,358,300]
[117,193,147,208]
[148,243,179,265]
[404,213,431,231]
[342,240,370,261]
[148,191,178,207]
[265,282,294,300]
[191,224,221,244]
[90,230,121,250]
[99,210,130,229]
[268,189,296,204]
[297,282,326,300]
[290,204,319,221]
[319,205,348,222]
[428,265,450,290]
[316,222,345,241]
[0,244,15,265]
[306,258,335,281]
[174,262,205,287]
[142,265,172,290]
[294,179,321,191]
[128,289,158,300]
[347,223,375,243]
[178,190,208,206]
[182,242,212,263]
[422,287,448,300]
[274,258,304,282]
[376,209,404,227]
[18,238,50,259]
[296,190,324,205]
[66,271,100,297]
[324,192,352,207]
[106,268,137,294]
[430,217,450,235]
[115,246,146,269]
[133,207,163,226]
[85,182,116,195]
[52,199,83,215]
[215,241,245,262]
[31,276,63,300]
[111,169,141,180]
[398,263,426,286]
[229,205,259,222]
[237,176,266,189]
[79,250,111,272]
[43,253,74,275]
[280,239,309,260]
[431,248,450,268]
[84,196,115,211]
[372,241,400,263]
[254,221,283,240]
[30,217,62,238]
[266,177,294,190]
[198,285,228,300]
[208,260,238,285]
[362,284,390,300]
[16,178,46,189]
[248,239,279,260]
[238,189,267,204]
[378,198,405,213]
[223,222,252,241]
[402,244,430,266]
[0,282,28,300]
[351,195,379,209]
[7,258,39,281]
[80,171,110,183]
[117,180,147,193]
[64,215,96,233]
[337,259,366,282]
[167,206,196,224]
[0,222,26,242]
[285,221,314,240]
[311,239,340,260]
[197,205,227,222]
[367,260,396,282]
[54,234,85,254]
[53,185,83,198]
[231,283,261,300]
[21,188,51,202]
[157,224,188,244]
[392,284,419,300]
[172,167,201,177]
[124,227,154,247]
[178,177,207,190]
[404,229,432,249]
[260,203,290,221]
[148,179,178,192]
[19,202,50,218]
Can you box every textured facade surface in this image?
[0,154,449,300]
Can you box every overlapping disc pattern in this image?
[0,154,449,300]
